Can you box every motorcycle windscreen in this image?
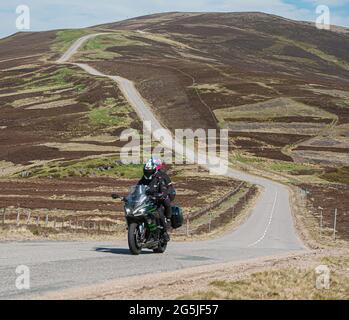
[126,185,148,209]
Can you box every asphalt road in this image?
[0,34,305,299]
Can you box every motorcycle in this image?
[112,185,170,255]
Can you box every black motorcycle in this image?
[112,185,183,255]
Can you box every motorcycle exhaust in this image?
[143,240,159,249]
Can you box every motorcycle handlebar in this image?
[111,194,127,202]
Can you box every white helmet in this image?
[143,157,162,180]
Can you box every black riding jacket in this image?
[137,171,169,200]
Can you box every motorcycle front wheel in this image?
[128,222,142,255]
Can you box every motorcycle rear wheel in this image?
[128,223,142,255]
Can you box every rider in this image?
[138,157,174,241]
[156,160,176,208]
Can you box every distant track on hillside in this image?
[0,33,305,299]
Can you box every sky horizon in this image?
[1,0,349,40]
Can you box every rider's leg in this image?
[163,197,172,219]
[159,208,170,242]
[159,209,166,228]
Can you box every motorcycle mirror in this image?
[111,193,119,199]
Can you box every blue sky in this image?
[0,0,348,39]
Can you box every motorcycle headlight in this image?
[125,207,131,216]
[134,208,146,216]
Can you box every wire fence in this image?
[0,208,124,234]
[189,182,245,220]
[300,187,342,241]
[0,182,253,236]
[173,184,257,236]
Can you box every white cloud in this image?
[303,0,349,7]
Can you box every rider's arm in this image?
[137,177,147,186]
[162,172,175,198]
[146,178,167,200]
[162,172,172,185]
[158,178,170,198]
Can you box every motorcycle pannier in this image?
[171,206,183,229]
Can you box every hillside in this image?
[92,12,349,165]
[0,12,348,242]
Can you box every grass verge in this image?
[180,267,349,300]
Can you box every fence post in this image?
[36,215,40,227]
[45,214,49,228]
[2,208,6,225]
[26,211,31,225]
[186,214,190,237]
[333,208,338,240]
[16,209,20,226]
[319,206,323,237]
[208,213,211,233]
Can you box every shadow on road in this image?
[94,247,153,255]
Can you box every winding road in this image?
[0,34,305,299]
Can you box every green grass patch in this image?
[18,66,88,97]
[79,32,147,61]
[75,83,87,93]
[24,157,143,179]
[52,29,92,53]
[23,67,76,91]
[2,65,83,95]
[83,32,146,50]
[276,36,349,72]
[88,97,132,128]
[231,153,321,176]
[89,108,124,127]
[268,161,318,174]
[0,84,71,98]
[51,68,75,85]
[320,166,349,184]
[215,97,336,125]
[231,153,265,164]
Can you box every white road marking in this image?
[248,191,278,247]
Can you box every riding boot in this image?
[159,210,170,242]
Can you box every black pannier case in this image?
[171,206,183,229]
